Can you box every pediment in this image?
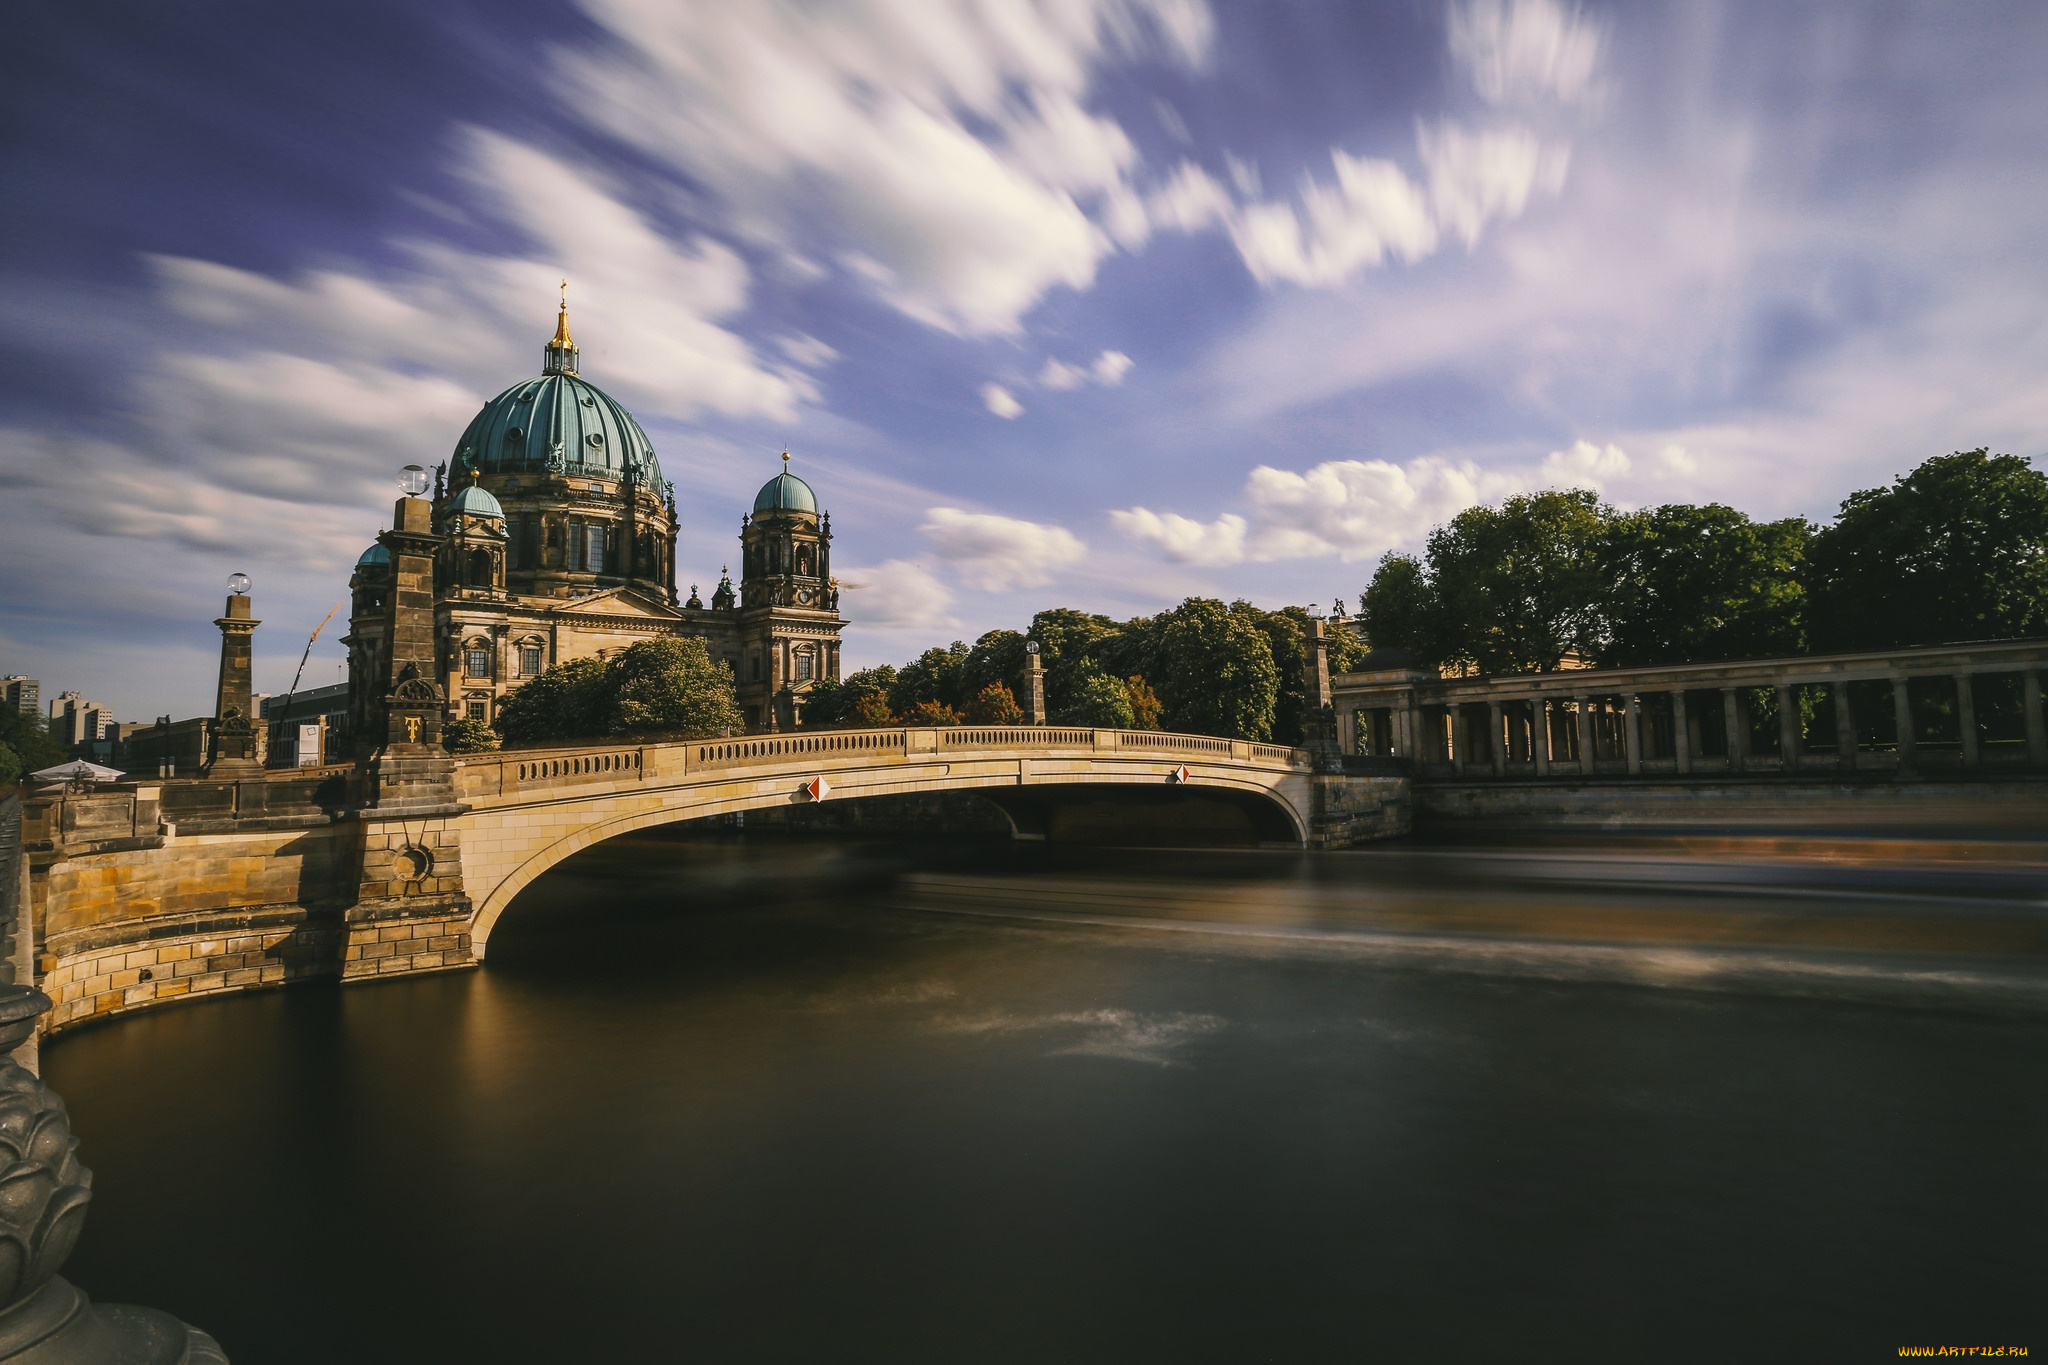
[553,587,687,621]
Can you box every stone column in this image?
[1451,707,1467,775]
[1722,689,1746,772]
[1622,694,1643,775]
[1487,700,1505,776]
[1832,680,1858,771]
[205,590,262,774]
[1776,685,1800,771]
[1532,699,1550,776]
[1672,690,1691,775]
[1956,673,1980,767]
[2023,670,2045,765]
[1892,675,1917,777]
[1574,696,1593,774]
[1023,651,1047,725]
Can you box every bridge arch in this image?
[456,730,1314,956]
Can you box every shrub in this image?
[963,682,1024,726]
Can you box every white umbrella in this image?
[30,759,125,783]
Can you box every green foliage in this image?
[963,682,1025,726]
[1052,669,1135,729]
[1124,675,1162,730]
[1806,449,2048,650]
[850,691,897,727]
[494,640,740,743]
[1427,489,1612,674]
[494,657,608,743]
[440,717,499,753]
[903,698,962,726]
[803,665,897,727]
[889,643,970,717]
[1600,504,1810,665]
[1144,597,1280,740]
[1027,608,1120,714]
[606,637,744,738]
[0,703,66,774]
[0,743,19,786]
[1359,552,1437,660]
[960,631,1029,703]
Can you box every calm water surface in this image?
[45,835,2048,1362]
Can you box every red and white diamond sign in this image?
[1169,764,1190,784]
[803,775,830,801]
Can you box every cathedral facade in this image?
[343,300,846,741]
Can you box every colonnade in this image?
[1331,641,2048,780]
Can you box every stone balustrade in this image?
[1332,639,2048,780]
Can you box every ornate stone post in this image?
[1532,699,1550,777]
[1573,696,1593,774]
[1486,701,1505,776]
[1301,623,1342,765]
[1892,676,1917,777]
[1832,680,1858,771]
[204,583,260,776]
[1622,694,1643,775]
[1956,673,1980,767]
[1023,646,1046,726]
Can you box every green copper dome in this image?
[453,371,660,485]
[355,543,390,568]
[447,484,505,520]
[753,470,817,516]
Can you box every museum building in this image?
[343,298,846,740]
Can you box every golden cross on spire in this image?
[782,447,791,469]
[560,278,568,308]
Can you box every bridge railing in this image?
[455,726,1310,799]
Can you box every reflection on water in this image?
[45,834,2048,1362]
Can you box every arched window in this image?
[464,641,492,678]
[468,548,493,586]
[793,649,814,681]
[517,639,545,677]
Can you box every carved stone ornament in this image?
[0,989,227,1363]
[386,663,442,708]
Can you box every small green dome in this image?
[356,543,390,568]
[448,484,505,520]
[453,371,661,486]
[753,470,817,516]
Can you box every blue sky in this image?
[5,0,2047,719]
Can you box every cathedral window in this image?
[585,523,606,573]
[466,701,487,722]
[519,645,543,677]
[794,651,814,681]
[465,647,491,678]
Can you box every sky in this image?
[4,0,2047,720]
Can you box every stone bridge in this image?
[21,726,1402,1034]
[450,725,1397,954]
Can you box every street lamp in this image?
[227,572,252,596]
[398,464,431,497]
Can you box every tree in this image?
[903,699,962,726]
[1806,449,2048,650]
[441,717,499,753]
[850,691,897,727]
[494,657,608,743]
[960,630,1029,705]
[1600,504,1810,666]
[1425,488,1612,673]
[889,643,970,718]
[0,743,19,786]
[606,637,743,738]
[0,702,66,775]
[1358,552,1440,662]
[1053,669,1135,729]
[1145,597,1280,740]
[1124,675,1163,730]
[963,682,1024,725]
[1027,608,1120,714]
[804,665,897,727]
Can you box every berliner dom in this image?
[345,292,847,737]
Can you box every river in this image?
[44,832,2048,1361]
